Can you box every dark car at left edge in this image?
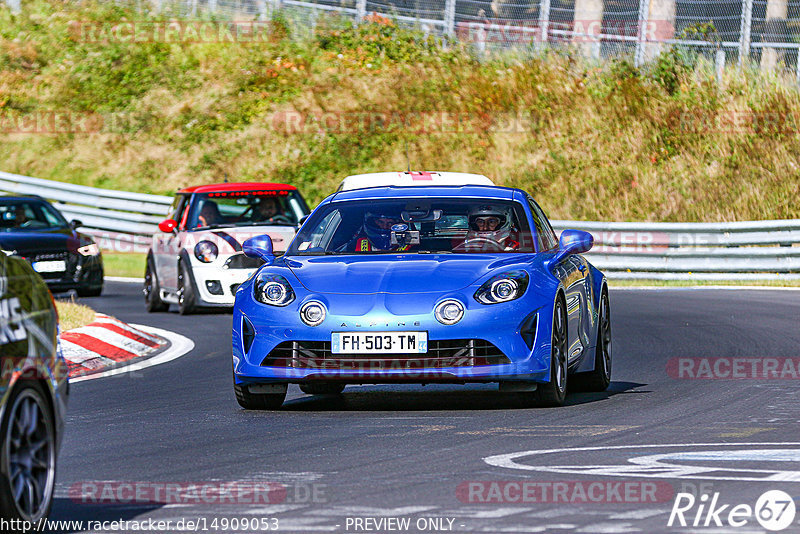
[0,195,103,297]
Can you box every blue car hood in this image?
[285,254,529,294]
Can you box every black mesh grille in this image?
[224,254,264,270]
[260,339,510,369]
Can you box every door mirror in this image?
[243,234,275,265]
[69,219,82,230]
[548,229,593,268]
[158,219,178,234]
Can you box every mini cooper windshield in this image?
[288,199,536,255]
[186,190,307,230]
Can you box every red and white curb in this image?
[60,314,194,380]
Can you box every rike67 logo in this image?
[668,490,796,531]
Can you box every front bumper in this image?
[191,263,260,306]
[233,290,554,384]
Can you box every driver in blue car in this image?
[353,211,415,252]
[464,205,520,251]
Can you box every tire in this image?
[177,260,196,315]
[0,382,56,523]
[300,383,345,395]
[233,381,287,410]
[144,258,168,313]
[573,288,612,392]
[535,296,568,407]
[76,285,103,298]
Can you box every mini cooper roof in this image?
[177,182,298,194]
[337,171,494,191]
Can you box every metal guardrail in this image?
[1,172,798,280]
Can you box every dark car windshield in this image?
[287,198,537,255]
[186,190,309,230]
[0,199,69,232]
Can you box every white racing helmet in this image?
[466,205,514,246]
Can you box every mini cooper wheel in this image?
[144,258,168,313]
[536,297,568,407]
[177,261,196,315]
[573,288,612,392]
[299,383,346,395]
[0,382,56,522]
[233,380,287,410]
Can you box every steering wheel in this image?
[453,238,505,252]
[268,214,292,224]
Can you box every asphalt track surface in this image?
[50,282,800,533]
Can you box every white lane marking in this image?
[70,325,194,383]
[105,276,144,283]
[305,506,437,516]
[576,522,638,533]
[607,509,666,520]
[483,442,800,482]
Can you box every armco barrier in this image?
[1,172,798,280]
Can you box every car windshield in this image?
[186,190,308,230]
[0,199,69,232]
[287,198,536,255]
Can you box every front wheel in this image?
[535,297,568,407]
[233,381,287,410]
[177,261,196,315]
[573,288,612,392]
[144,258,168,312]
[0,382,57,522]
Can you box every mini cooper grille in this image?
[223,254,264,270]
[260,340,511,369]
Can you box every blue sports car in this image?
[231,184,611,409]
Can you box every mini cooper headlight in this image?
[254,274,295,306]
[194,241,218,263]
[474,271,529,305]
[435,299,464,325]
[77,243,100,256]
[300,301,326,326]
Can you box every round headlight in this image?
[263,281,287,304]
[300,301,326,326]
[194,240,218,263]
[435,299,464,325]
[491,279,518,301]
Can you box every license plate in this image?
[32,260,66,273]
[331,332,428,354]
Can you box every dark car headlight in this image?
[254,273,295,306]
[474,270,529,305]
[77,243,100,256]
[194,241,218,263]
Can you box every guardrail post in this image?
[537,0,551,50]
[760,0,788,71]
[356,0,367,23]
[738,0,753,67]
[715,48,726,84]
[444,0,456,37]
[573,0,604,60]
[6,0,20,13]
[633,0,649,67]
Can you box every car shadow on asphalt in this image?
[280,381,648,411]
[49,498,163,532]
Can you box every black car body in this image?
[0,195,103,296]
[0,251,69,521]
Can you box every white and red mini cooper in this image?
[144,183,310,314]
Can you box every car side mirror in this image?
[69,219,82,230]
[548,229,593,267]
[298,215,310,227]
[158,219,178,234]
[243,235,275,265]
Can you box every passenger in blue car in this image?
[352,210,416,252]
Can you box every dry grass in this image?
[0,1,799,221]
[55,299,96,331]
